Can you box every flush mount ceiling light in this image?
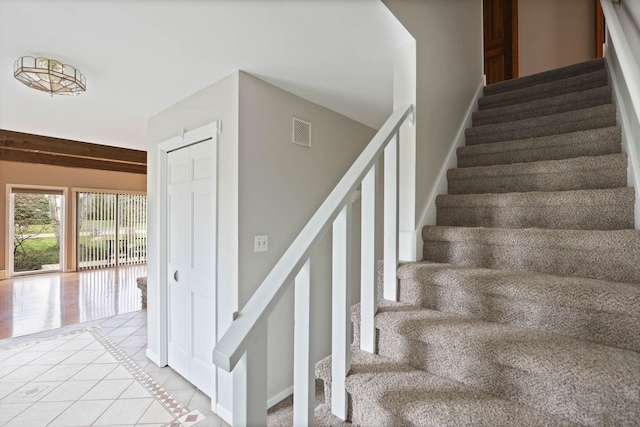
[14,56,86,96]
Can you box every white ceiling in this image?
[0,0,412,151]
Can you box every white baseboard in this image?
[268,385,294,409]
[145,348,163,367]
[216,403,233,425]
[412,77,485,258]
[399,230,420,262]
[212,386,290,426]
[606,48,640,229]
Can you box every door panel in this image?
[166,138,216,398]
[167,147,191,379]
[484,0,517,84]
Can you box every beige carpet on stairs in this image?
[267,57,640,427]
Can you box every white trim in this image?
[267,385,294,409]
[601,0,640,127]
[6,184,68,276]
[71,187,146,195]
[216,403,233,425]
[413,78,485,258]
[145,348,162,367]
[154,121,220,405]
[398,230,419,262]
[606,46,640,229]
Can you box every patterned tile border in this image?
[0,324,207,427]
[87,325,206,427]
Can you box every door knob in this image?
[173,270,179,282]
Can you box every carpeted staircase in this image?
[313,58,640,426]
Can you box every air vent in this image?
[292,117,311,147]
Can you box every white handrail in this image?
[601,0,640,125]
[213,103,413,424]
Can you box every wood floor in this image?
[0,265,146,339]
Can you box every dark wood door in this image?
[484,0,518,84]
[596,0,604,58]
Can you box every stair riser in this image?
[350,396,399,427]
[483,58,605,96]
[423,240,640,282]
[479,71,608,110]
[448,167,627,195]
[466,112,616,146]
[436,204,634,230]
[458,138,620,168]
[473,89,611,127]
[397,278,640,351]
[317,349,584,427]
[377,330,639,427]
[317,380,354,423]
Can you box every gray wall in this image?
[519,0,596,76]
[237,71,375,403]
[383,0,484,259]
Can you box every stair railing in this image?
[213,104,414,426]
[601,0,640,125]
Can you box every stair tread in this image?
[473,85,611,127]
[483,58,605,96]
[267,402,350,427]
[437,187,634,208]
[374,302,640,426]
[436,187,635,230]
[396,262,640,351]
[457,126,621,168]
[449,153,626,179]
[316,348,579,427]
[422,225,640,283]
[423,225,640,248]
[478,69,608,111]
[376,302,640,381]
[466,104,616,145]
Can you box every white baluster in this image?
[232,322,267,427]
[294,258,315,426]
[383,132,399,301]
[332,203,352,420]
[360,164,378,353]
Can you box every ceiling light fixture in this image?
[14,56,86,96]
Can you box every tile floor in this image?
[0,310,230,427]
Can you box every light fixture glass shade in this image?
[14,56,86,96]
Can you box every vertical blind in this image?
[77,192,147,270]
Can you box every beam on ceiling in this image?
[0,129,146,164]
[0,147,146,174]
[0,129,146,174]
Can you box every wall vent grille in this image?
[292,118,311,147]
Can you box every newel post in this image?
[232,322,267,426]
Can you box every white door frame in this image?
[154,121,221,405]
[6,184,68,277]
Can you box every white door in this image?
[167,138,217,396]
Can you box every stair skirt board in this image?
[312,58,640,427]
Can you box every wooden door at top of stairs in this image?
[167,138,217,397]
[484,0,518,85]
